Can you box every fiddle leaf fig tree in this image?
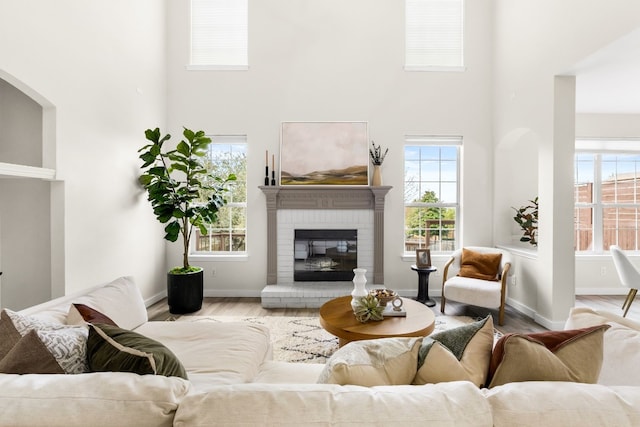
[138,127,236,273]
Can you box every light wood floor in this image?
[148,294,639,334]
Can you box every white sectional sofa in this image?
[1,276,639,426]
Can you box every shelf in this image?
[0,162,55,180]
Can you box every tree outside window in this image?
[404,139,460,253]
[195,137,247,253]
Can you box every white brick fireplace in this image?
[277,209,374,283]
[259,186,391,308]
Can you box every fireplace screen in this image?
[294,229,357,281]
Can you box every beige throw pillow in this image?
[317,337,423,386]
[488,325,610,388]
[413,316,494,387]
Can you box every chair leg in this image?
[623,288,638,317]
[498,304,505,326]
[440,296,446,314]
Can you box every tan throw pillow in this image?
[317,337,423,386]
[458,248,502,281]
[67,303,118,327]
[413,316,494,387]
[0,330,64,374]
[488,325,610,388]
[0,310,22,360]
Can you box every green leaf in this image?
[139,174,153,186]
[177,141,190,157]
[145,128,160,143]
[164,221,181,242]
[183,128,195,142]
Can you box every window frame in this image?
[405,0,465,72]
[403,136,462,256]
[190,135,248,258]
[575,138,640,254]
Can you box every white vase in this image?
[351,268,368,312]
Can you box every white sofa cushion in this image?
[253,361,325,384]
[0,372,190,427]
[18,276,148,330]
[135,320,271,387]
[484,381,640,427]
[173,382,494,427]
[565,307,640,386]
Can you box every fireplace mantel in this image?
[259,186,392,284]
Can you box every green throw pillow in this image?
[87,323,188,379]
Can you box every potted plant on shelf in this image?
[138,127,236,314]
[512,197,538,247]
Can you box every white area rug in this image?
[177,315,502,364]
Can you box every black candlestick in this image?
[265,166,269,186]
[271,170,276,186]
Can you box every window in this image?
[190,0,248,69]
[404,136,461,253]
[193,136,247,254]
[575,139,640,252]
[405,0,464,71]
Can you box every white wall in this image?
[165,0,496,296]
[493,0,640,327]
[0,0,169,306]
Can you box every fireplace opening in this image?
[294,229,357,281]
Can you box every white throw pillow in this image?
[565,307,640,386]
[317,337,422,386]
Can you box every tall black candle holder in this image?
[265,166,269,186]
[271,170,276,186]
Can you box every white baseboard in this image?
[204,289,262,298]
[533,313,566,331]
[505,297,566,330]
[575,288,627,295]
[144,291,167,308]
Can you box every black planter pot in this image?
[167,269,204,314]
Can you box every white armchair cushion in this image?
[444,276,503,308]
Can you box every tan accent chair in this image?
[610,245,639,317]
[440,247,512,326]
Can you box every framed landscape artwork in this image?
[280,121,369,186]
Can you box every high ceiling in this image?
[574,28,640,114]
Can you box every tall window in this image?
[405,0,464,70]
[190,0,248,69]
[194,136,247,254]
[404,136,461,253]
[575,139,640,252]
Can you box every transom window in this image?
[193,136,247,254]
[189,0,248,70]
[405,0,465,71]
[575,139,640,252]
[404,136,461,253]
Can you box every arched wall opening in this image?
[0,70,64,310]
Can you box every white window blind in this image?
[190,0,248,69]
[405,0,464,71]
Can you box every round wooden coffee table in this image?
[319,295,435,347]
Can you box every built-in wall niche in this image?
[0,73,61,311]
